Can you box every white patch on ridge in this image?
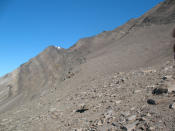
[55,46,61,50]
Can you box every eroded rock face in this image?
[0,46,86,112]
[139,0,175,25]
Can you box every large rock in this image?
[152,88,168,95]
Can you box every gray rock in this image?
[97,119,103,126]
[119,114,126,123]
[169,103,175,109]
[152,88,168,95]
[120,126,127,131]
[105,109,113,119]
[115,100,121,104]
[147,99,156,105]
[127,115,137,121]
[126,121,139,131]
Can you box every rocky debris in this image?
[125,120,139,131]
[1,59,175,130]
[0,0,175,130]
[48,108,60,120]
[104,108,114,119]
[134,90,142,93]
[152,87,168,95]
[66,71,75,79]
[127,115,137,122]
[115,100,121,104]
[119,114,127,123]
[120,126,128,131]
[169,103,175,109]
[162,76,168,80]
[147,99,156,105]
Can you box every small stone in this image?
[111,94,116,97]
[75,128,83,131]
[50,111,59,119]
[107,117,113,124]
[127,115,137,121]
[97,119,103,126]
[135,90,142,93]
[162,76,167,80]
[149,126,155,130]
[130,107,135,111]
[1,119,8,122]
[49,107,56,112]
[147,99,156,105]
[126,121,138,131]
[138,117,146,121]
[119,114,126,123]
[111,122,117,127]
[169,103,175,109]
[147,113,151,117]
[121,111,130,117]
[115,100,121,104]
[105,109,113,118]
[152,88,168,95]
[120,126,127,131]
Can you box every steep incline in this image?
[69,0,175,59]
[0,0,175,113]
[0,46,85,112]
[68,0,175,77]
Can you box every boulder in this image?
[169,103,175,109]
[152,88,168,95]
[147,99,156,105]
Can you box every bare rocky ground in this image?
[0,60,175,131]
[0,0,175,130]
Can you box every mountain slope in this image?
[0,0,175,113]
[0,0,175,130]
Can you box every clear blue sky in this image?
[0,0,163,77]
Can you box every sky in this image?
[0,0,163,77]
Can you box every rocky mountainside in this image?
[0,0,175,130]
